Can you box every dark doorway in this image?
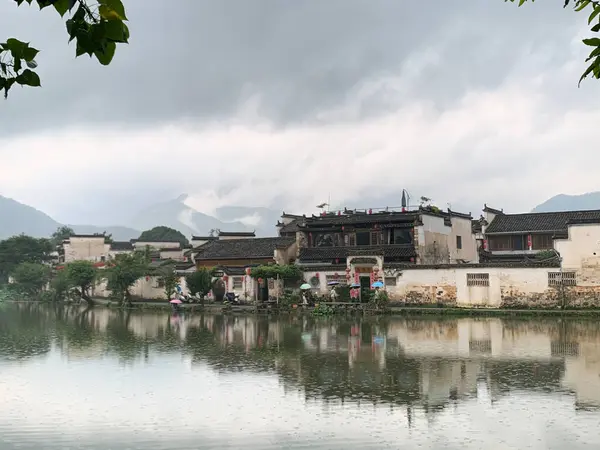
[359,276,371,303]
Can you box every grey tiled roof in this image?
[110,241,134,251]
[195,237,295,260]
[485,210,600,234]
[218,231,256,237]
[298,245,416,261]
[302,212,419,227]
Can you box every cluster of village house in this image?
[60,204,600,307]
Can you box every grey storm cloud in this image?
[0,0,590,136]
[2,0,600,226]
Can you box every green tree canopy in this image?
[104,251,149,306]
[11,262,51,296]
[65,260,97,305]
[507,0,600,84]
[51,225,74,248]
[138,226,189,247]
[250,264,303,281]
[185,268,212,304]
[2,0,129,98]
[0,235,53,283]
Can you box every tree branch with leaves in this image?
[1,0,129,98]
[507,0,600,84]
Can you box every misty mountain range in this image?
[4,191,600,241]
[0,194,283,241]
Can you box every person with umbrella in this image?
[328,280,339,302]
[170,297,182,312]
[300,283,311,307]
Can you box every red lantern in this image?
[315,272,320,278]
[145,276,150,281]
[368,209,372,214]
[345,267,351,273]
[338,210,341,216]
[410,257,415,263]
[342,226,345,231]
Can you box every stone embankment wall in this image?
[303,266,600,308]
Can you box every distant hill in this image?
[128,195,280,237]
[0,195,139,240]
[532,192,600,213]
[0,193,282,241]
[68,225,140,241]
[0,195,60,239]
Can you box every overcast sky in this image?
[1,0,599,225]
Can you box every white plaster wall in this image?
[108,249,133,259]
[302,266,554,306]
[393,269,456,299]
[64,237,110,263]
[160,249,185,260]
[134,241,180,250]
[94,275,188,300]
[219,235,254,241]
[455,267,551,307]
[449,216,478,263]
[555,223,600,271]
[226,275,255,300]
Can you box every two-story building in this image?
[294,207,477,292]
[194,236,297,300]
[481,207,600,263]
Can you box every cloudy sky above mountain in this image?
[1,0,599,225]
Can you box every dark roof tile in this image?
[218,231,256,237]
[195,237,294,260]
[485,210,600,234]
[110,241,134,251]
[298,245,416,261]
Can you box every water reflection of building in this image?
[26,303,600,411]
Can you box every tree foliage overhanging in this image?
[250,265,303,281]
[507,0,600,84]
[1,0,129,98]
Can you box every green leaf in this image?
[22,46,39,62]
[13,58,22,73]
[583,37,600,46]
[94,41,116,65]
[0,63,7,74]
[99,0,127,21]
[575,0,590,12]
[592,23,600,32]
[4,38,28,59]
[588,5,600,24]
[103,20,129,43]
[26,60,38,69]
[52,0,70,17]
[2,77,16,98]
[15,69,41,87]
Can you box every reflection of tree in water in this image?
[0,303,52,360]
[1,305,593,412]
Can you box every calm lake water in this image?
[1,304,600,449]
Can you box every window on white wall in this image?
[232,277,243,289]
[548,272,576,287]
[385,277,397,287]
[466,273,489,287]
[326,275,347,285]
